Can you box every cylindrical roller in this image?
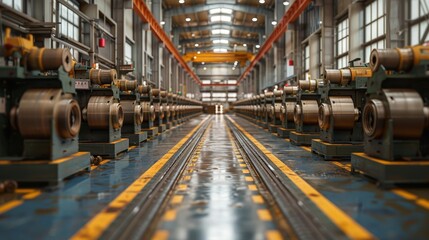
[142,102,156,122]
[329,96,358,130]
[324,69,351,85]
[294,104,302,125]
[138,85,151,94]
[298,79,318,92]
[318,103,331,130]
[122,100,143,125]
[369,48,414,72]
[285,102,295,121]
[294,100,319,125]
[165,105,171,118]
[160,91,167,98]
[283,86,299,95]
[89,69,117,85]
[16,89,81,139]
[152,89,160,97]
[27,48,73,72]
[274,90,283,97]
[363,89,425,139]
[87,96,123,130]
[280,105,286,122]
[115,80,137,91]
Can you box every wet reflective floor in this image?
[153,115,279,240]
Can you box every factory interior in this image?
[0,0,429,239]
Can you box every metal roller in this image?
[115,80,137,91]
[318,96,358,130]
[324,67,372,85]
[264,92,273,98]
[363,89,426,139]
[285,102,295,121]
[87,96,124,130]
[274,90,283,97]
[165,105,171,118]
[152,89,160,97]
[14,89,81,139]
[138,85,151,94]
[27,48,73,73]
[142,102,156,122]
[298,79,318,92]
[160,91,167,98]
[122,100,143,125]
[294,100,319,125]
[280,105,286,122]
[89,69,117,85]
[283,86,299,95]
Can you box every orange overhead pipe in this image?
[133,0,202,85]
[237,0,312,84]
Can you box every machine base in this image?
[143,127,159,138]
[172,120,178,126]
[123,132,148,146]
[166,122,172,129]
[351,152,429,186]
[268,124,278,133]
[311,139,363,160]
[79,138,129,158]
[277,127,293,138]
[0,152,91,183]
[158,124,167,133]
[290,131,319,146]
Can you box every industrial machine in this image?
[257,94,266,127]
[139,84,158,137]
[152,89,166,133]
[277,86,299,138]
[311,62,370,160]
[168,93,178,127]
[116,79,147,146]
[268,90,283,134]
[73,64,129,158]
[290,79,323,145]
[0,28,90,183]
[351,46,429,185]
[262,92,273,129]
[161,91,171,129]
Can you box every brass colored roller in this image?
[89,69,117,85]
[142,102,156,122]
[294,100,319,125]
[115,79,137,91]
[27,48,73,73]
[122,100,143,125]
[284,86,299,95]
[87,96,123,130]
[299,79,318,92]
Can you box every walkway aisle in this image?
[153,115,282,240]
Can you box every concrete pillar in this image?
[309,33,320,78]
[134,14,143,83]
[386,0,405,48]
[152,0,162,87]
[321,0,334,71]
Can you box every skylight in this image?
[213,39,229,44]
[210,15,232,22]
[211,29,230,35]
[213,48,228,53]
[209,8,233,14]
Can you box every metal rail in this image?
[102,116,212,240]
[226,118,336,240]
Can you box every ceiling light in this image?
[283,1,289,5]
[259,0,265,3]
[271,20,277,25]
[203,67,207,70]
[185,17,191,22]
[247,33,251,37]
[197,51,201,54]
[160,21,165,25]
[213,39,229,44]
[263,35,266,39]
[252,17,258,22]
[210,15,232,22]
[194,43,199,47]
[212,29,230,35]
[319,20,323,24]
[209,8,233,14]
[179,0,185,3]
[191,33,195,37]
[243,43,247,47]
[256,45,260,49]
[213,48,228,53]
[232,67,236,70]
[202,62,205,65]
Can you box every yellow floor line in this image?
[257,209,273,221]
[0,200,23,215]
[151,230,169,240]
[170,195,184,205]
[242,169,250,174]
[227,116,374,240]
[71,116,210,240]
[252,195,265,204]
[266,230,284,240]
[162,209,177,221]
[248,185,258,191]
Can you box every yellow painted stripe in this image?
[248,185,258,191]
[301,146,311,152]
[332,161,351,172]
[151,230,169,240]
[177,184,188,191]
[163,209,177,221]
[22,190,41,200]
[257,209,273,221]
[266,230,284,240]
[182,175,191,181]
[227,116,374,240]
[242,169,250,174]
[15,188,37,194]
[238,159,244,163]
[71,116,209,240]
[171,195,184,205]
[245,176,254,182]
[239,164,247,168]
[252,195,264,204]
[0,200,23,214]
[90,160,111,170]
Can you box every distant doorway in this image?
[215,104,223,114]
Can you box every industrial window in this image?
[303,44,310,79]
[409,0,429,45]
[363,0,386,61]
[124,39,133,64]
[59,0,79,59]
[336,18,349,69]
[2,0,22,11]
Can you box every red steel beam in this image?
[133,0,202,85]
[237,0,312,84]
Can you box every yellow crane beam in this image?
[183,51,254,67]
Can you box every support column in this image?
[386,0,405,48]
[321,0,334,71]
[348,1,364,61]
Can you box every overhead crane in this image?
[182,51,254,67]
